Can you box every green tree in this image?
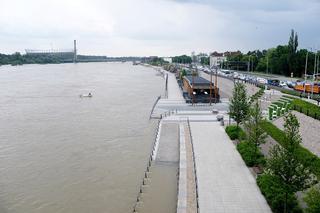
[288,29,299,76]
[288,29,298,54]
[229,83,249,128]
[266,113,316,213]
[304,185,320,213]
[200,57,209,65]
[172,55,192,64]
[180,69,187,79]
[244,101,267,164]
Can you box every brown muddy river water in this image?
[0,62,166,213]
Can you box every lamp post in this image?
[312,50,317,98]
[210,67,213,105]
[214,66,218,103]
[304,50,309,95]
[266,56,269,75]
[192,65,195,105]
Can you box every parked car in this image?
[279,81,287,87]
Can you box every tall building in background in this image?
[209,52,225,67]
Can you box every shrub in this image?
[304,185,320,213]
[249,88,264,104]
[237,141,265,167]
[225,125,246,140]
[257,174,302,213]
[268,108,273,120]
[291,99,320,120]
[281,89,320,101]
[282,95,295,100]
[260,120,320,177]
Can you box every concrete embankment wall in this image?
[133,121,179,213]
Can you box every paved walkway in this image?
[166,72,184,101]
[191,122,271,213]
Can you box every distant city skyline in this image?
[1,0,319,56]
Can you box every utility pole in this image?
[210,67,213,105]
[312,50,317,98]
[304,51,309,94]
[317,55,320,76]
[192,65,195,105]
[266,56,269,75]
[214,67,218,103]
[251,55,254,72]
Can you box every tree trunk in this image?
[284,192,288,213]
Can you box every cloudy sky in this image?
[0,0,319,56]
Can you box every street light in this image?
[266,56,269,75]
[209,66,213,105]
[312,50,317,98]
[214,66,218,103]
[304,49,310,95]
[192,64,196,105]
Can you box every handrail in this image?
[149,95,161,119]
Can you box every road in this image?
[199,71,260,99]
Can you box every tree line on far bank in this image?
[0,52,66,65]
[0,52,110,66]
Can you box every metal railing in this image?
[149,95,161,119]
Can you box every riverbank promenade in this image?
[167,72,184,100]
[152,66,271,213]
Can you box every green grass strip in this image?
[261,120,320,178]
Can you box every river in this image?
[0,62,164,213]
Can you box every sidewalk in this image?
[166,72,184,100]
[191,122,271,213]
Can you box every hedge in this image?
[260,120,320,177]
[281,89,320,101]
[291,99,320,120]
[237,141,265,167]
[249,88,264,104]
[225,125,246,140]
[257,174,302,213]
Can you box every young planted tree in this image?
[266,113,316,213]
[243,101,267,164]
[229,82,249,128]
[288,29,299,76]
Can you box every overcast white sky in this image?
[0,0,319,56]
